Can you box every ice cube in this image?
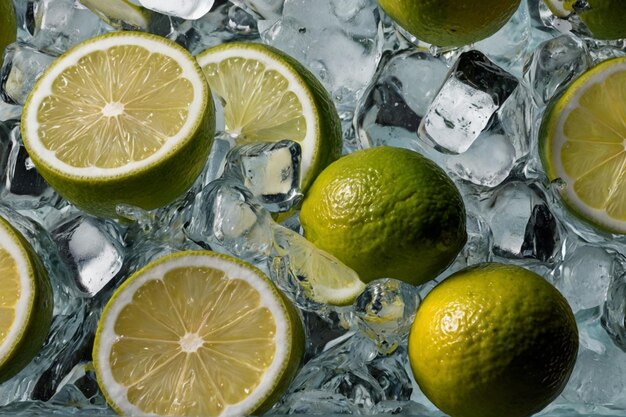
[524,35,591,106]
[356,50,449,150]
[482,181,561,262]
[49,362,106,408]
[440,213,493,277]
[602,272,626,352]
[301,310,351,361]
[372,400,438,416]
[51,215,126,297]
[418,50,519,154]
[556,244,625,313]
[184,179,273,261]
[222,140,303,212]
[353,279,420,354]
[0,43,55,105]
[270,390,360,415]
[30,0,111,55]
[261,0,382,105]
[138,0,215,19]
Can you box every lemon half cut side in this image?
[22,31,214,218]
[540,56,626,234]
[0,216,53,383]
[94,250,303,417]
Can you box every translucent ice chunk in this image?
[270,390,360,415]
[524,35,591,106]
[51,215,126,297]
[30,0,111,55]
[418,50,519,154]
[557,244,625,312]
[0,43,55,105]
[261,0,382,105]
[222,140,303,212]
[356,50,449,150]
[353,279,420,354]
[49,362,106,408]
[184,179,273,261]
[603,272,626,352]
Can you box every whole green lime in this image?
[300,146,467,285]
[409,263,578,417]
[0,0,16,67]
[377,0,521,47]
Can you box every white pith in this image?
[95,253,290,417]
[197,46,318,188]
[550,60,626,233]
[0,223,33,362]
[23,33,206,179]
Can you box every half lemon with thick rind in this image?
[196,42,342,193]
[93,250,304,417]
[22,31,215,218]
[540,56,626,234]
[0,215,53,383]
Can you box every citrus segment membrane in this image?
[95,251,300,417]
[542,57,626,233]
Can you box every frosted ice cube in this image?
[223,140,303,212]
[419,50,519,154]
[138,0,214,19]
[270,390,359,415]
[0,43,55,105]
[51,215,126,297]
[50,362,106,408]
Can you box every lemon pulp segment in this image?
[36,45,193,169]
[203,57,306,144]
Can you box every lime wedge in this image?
[196,42,342,192]
[22,31,215,218]
[94,250,303,417]
[540,56,626,234]
[0,215,53,383]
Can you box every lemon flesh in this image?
[94,251,303,417]
[197,42,342,192]
[540,57,626,234]
[377,0,520,47]
[0,216,53,383]
[22,32,214,218]
[300,146,467,286]
[409,263,578,417]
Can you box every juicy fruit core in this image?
[0,248,19,347]
[203,57,306,143]
[109,266,277,416]
[560,70,626,219]
[36,45,194,169]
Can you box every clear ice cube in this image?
[222,140,303,212]
[0,43,55,105]
[556,244,625,312]
[356,50,449,150]
[524,35,591,106]
[353,278,420,354]
[418,50,519,154]
[261,0,382,105]
[184,179,273,261]
[30,0,111,55]
[49,362,106,408]
[51,215,126,297]
[602,271,626,352]
[270,390,360,415]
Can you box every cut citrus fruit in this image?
[196,42,342,192]
[0,215,53,383]
[273,227,366,306]
[22,31,215,218]
[540,56,626,234]
[94,250,304,417]
[79,0,152,30]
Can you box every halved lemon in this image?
[22,31,215,218]
[93,250,304,417]
[540,56,626,234]
[196,42,342,192]
[0,215,53,383]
